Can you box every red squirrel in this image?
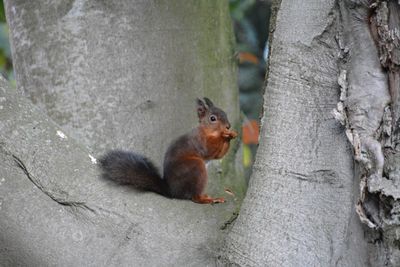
[99,98,238,204]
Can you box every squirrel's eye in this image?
[210,115,217,122]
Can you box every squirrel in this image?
[99,97,238,204]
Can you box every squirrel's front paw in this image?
[229,130,238,139]
[223,130,238,140]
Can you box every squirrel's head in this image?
[196,97,231,131]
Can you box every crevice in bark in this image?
[11,153,95,213]
[219,212,239,230]
[261,0,282,118]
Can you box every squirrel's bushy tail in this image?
[99,150,170,197]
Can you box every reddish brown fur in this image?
[100,98,237,204]
[200,126,238,160]
[161,98,237,204]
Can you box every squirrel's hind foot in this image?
[192,194,225,204]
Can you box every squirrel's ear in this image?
[196,98,208,119]
[203,97,214,108]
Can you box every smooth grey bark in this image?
[5,0,244,198]
[0,77,233,266]
[5,0,239,161]
[1,1,243,266]
[219,0,370,266]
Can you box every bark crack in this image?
[12,154,95,213]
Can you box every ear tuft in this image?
[196,98,207,119]
[203,97,214,108]
[196,98,204,106]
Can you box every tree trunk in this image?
[5,0,244,197]
[1,1,244,266]
[5,0,239,160]
[219,0,400,266]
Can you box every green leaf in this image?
[0,1,5,23]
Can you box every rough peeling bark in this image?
[340,0,400,265]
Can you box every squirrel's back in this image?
[99,150,170,196]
